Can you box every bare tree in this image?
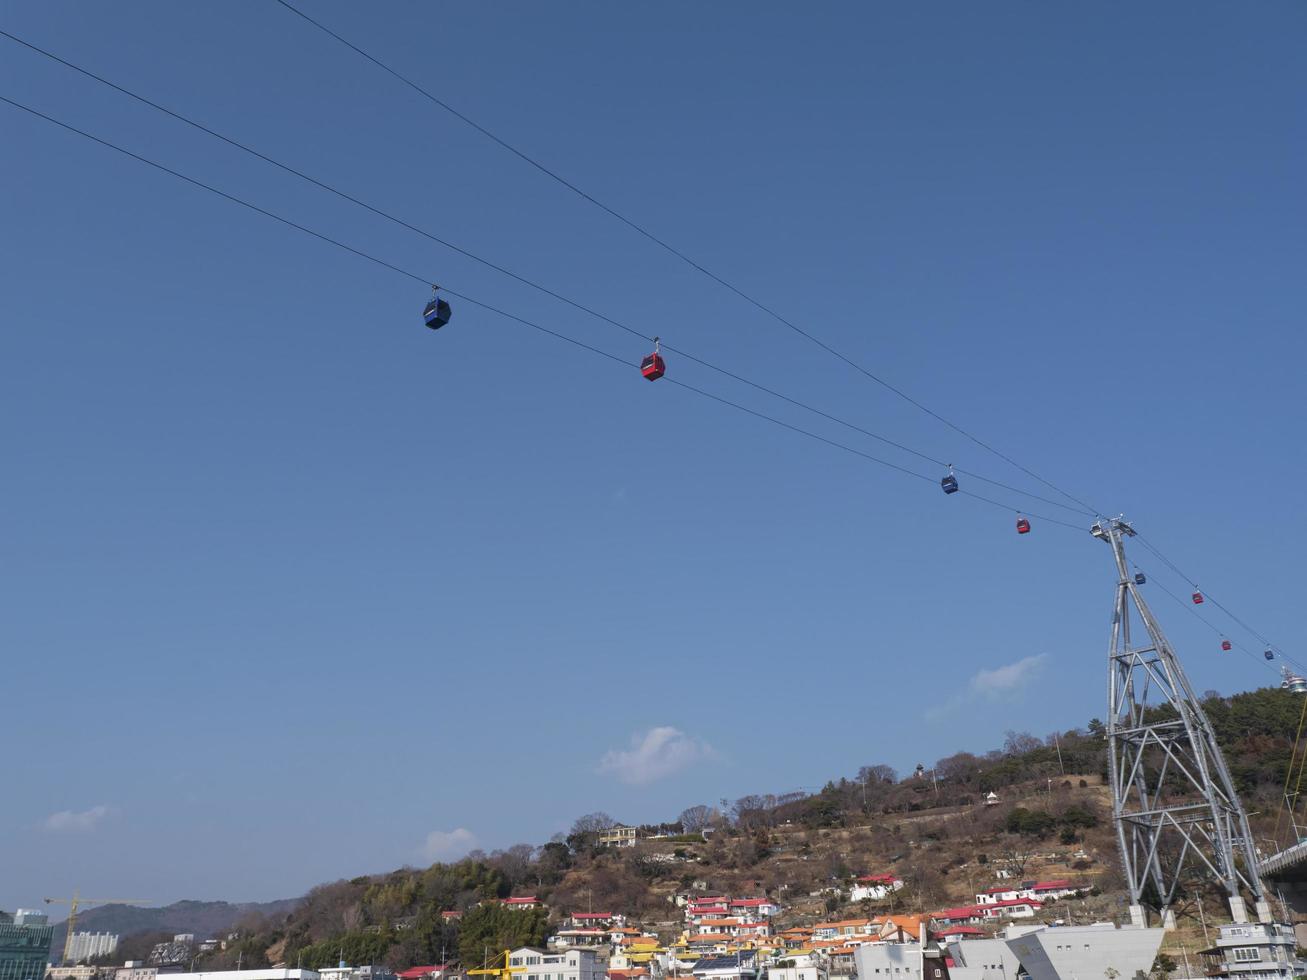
[678,805,715,832]
[999,842,1037,878]
[571,812,617,835]
[1003,730,1041,756]
[859,764,897,785]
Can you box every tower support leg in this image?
[1229,896,1249,924]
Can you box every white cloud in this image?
[925,653,1051,722]
[43,805,112,832]
[421,827,477,861]
[969,653,1049,697]
[598,726,714,785]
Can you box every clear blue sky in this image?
[2,1,1304,913]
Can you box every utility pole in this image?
[1094,518,1271,929]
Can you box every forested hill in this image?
[113,685,1305,974]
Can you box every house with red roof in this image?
[569,913,621,929]
[729,898,780,919]
[850,874,904,903]
[395,967,454,980]
[930,907,987,927]
[1025,879,1082,902]
[977,898,1041,919]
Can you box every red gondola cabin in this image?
[641,351,665,381]
[1016,517,1031,534]
[1192,591,1204,604]
[1221,639,1232,651]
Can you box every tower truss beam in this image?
[1094,518,1270,928]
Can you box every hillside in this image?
[52,899,300,962]
[109,684,1305,972]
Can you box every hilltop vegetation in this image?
[162,684,1302,971]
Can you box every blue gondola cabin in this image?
[423,296,452,330]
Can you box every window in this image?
[1233,949,1262,963]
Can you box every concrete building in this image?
[508,948,603,980]
[765,953,827,980]
[853,942,926,980]
[941,936,1021,980]
[1198,922,1304,980]
[599,827,638,848]
[65,933,119,965]
[113,966,157,980]
[154,971,320,980]
[690,954,757,980]
[45,968,102,980]
[1,911,54,980]
[1001,924,1163,980]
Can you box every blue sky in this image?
[2,1,1304,912]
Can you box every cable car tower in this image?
[1093,518,1272,928]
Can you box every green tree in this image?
[456,904,548,967]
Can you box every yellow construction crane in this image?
[467,949,527,980]
[43,891,152,963]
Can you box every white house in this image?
[977,899,1042,920]
[692,953,758,980]
[850,875,904,903]
[729,899,781,920]
[767,952,828,980]
[508,949,604,980]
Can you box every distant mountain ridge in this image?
[51,898,301,959]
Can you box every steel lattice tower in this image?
[1093,518,1271,928]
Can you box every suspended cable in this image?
[1273,694,1307,842]
[0,91,1084,536]
[268,0,1108,519]
[1133,561,1288,678]
[0,27,1095,520]
[1135,533,1295,663]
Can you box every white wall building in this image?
[853,943,924,980]
[508,948,603,980]
[158,972,320,980]
[1198,922,1303,980]
[850,877,903,904]
[115,966,158,980]
[65,932,119,964]
[1003,924,1163,980]
[767,958,828,980]
[943,937,1022,980]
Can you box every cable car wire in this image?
[4,90,1287,661]
[1134,533,1295,663]
[37,5,1280,669]
[0,27,1094,520]
[0,91,1083,534]
[268,0,1108,520]
[1133,563,1285,678]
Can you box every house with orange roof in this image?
[877,915,926,943]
